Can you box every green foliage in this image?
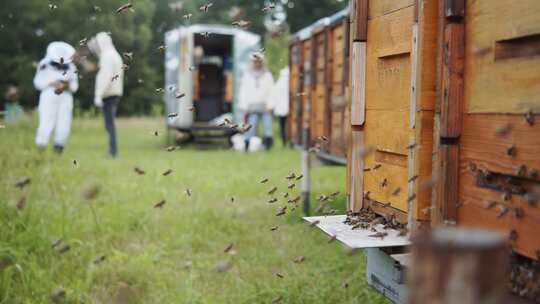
[265,32,290,78]
[0,0,347,116]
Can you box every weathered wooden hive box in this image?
[348,0,439,226]
[432,0,540,260]
[288,9,351,163]
[288,26,312,147]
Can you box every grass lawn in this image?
[0,116,388,304]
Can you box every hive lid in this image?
[303,215,410,249]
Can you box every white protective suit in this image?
[237,67,274,113]
[34,41,78,147]
[87,32,124,107]
[268,67,289,117]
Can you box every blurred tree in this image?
[0,0,346,116]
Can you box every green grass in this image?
[0,116,388,304]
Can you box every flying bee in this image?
[373,164,382,170]
[82,184,100,200]
[330,191,340,197]
[153,200,166,208]
[272,296,283,304]
[79,38,88,46]
[185,189,192,197]
[155,88,164,94]
[268,187,277,195]
[168,112,179,118]
[201,32,211,39]
[283,192,289,198]
[157,45,166,53]
[285,173,296,180]
[15,177,30,189]
[408,175,419,183]
[275,272,284,279]
[122,52,133,61]
[287,183,295,189]
[50,287,66,303]
[230,197,235,203]
[166,146,176,152]
[260,178,269,184]
[93,255,106,264]
[199,3,213,12]
[115,2,133,14]
[295,174,303,181]
[56,243,71,254]
[121,64,129,71]
[229,124,238,129]
[524,110,534,126]
[497,206,509,218]
[380,178,388,188]
[49,3,58,10]
[291,196,300,203]
[276,207,287,216]
[93,5,102,12]
[368,232,388,239]
[317,136,328,142]
[293,256,305,263]
[223,243,234,253]
[16,197,25,210]
[270,226,279,231]
[317,195,328,202]
[154,130,159,136]
[175,92,185,99]
[162,169,172,176]
[183,14,192,20]
[262,3,276,12]
[495,123,512,136]
[310,220,320,227]
[232,20,251,29]
[73,159,78,167]
[268,198,278,203]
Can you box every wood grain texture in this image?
[350,129,365,212]
[440,22,464,138]
[351,0,368,41]
[463,0,540,114]
[351,42,366,126]
[368,0,414,19]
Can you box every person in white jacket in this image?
[268,67,289,147]
[237,53,274,151]
[34,41,78,154]
[87,32,124,157]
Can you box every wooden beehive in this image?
[288,40,302,145]
[348,0,439,226]
[432,0,540,260]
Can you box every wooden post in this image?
[432,0,465,225]
[408,227,508,304]
[301,127,310,216]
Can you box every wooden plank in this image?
[351,42,366,125]
[434,144,459,223]
[415,0,439,111]
[365,199,408,224]
[364,109,410,155]
[440,22,464,138]
[350,129,364,212]
[412,110,435,222]
[409,227,508,304]
[351,0,368,41]
[303,215,410,248]
[366,7,413,111]
[463,0,540,114]
[368,0,415,19]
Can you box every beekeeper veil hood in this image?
[87,32,116,57]
[45,41,76,64]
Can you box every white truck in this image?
[164,25,261,143]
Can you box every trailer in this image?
[305,0,540,302]
[164,25,261,142]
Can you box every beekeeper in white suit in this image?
[87,32,124,157]
[34,41,78,154]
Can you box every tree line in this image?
[0,0,346,116]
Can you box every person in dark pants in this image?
[87,33,124,157]
[269,67,289,146]
[102,96,119,156]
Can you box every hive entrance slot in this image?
[494,33,540,61]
